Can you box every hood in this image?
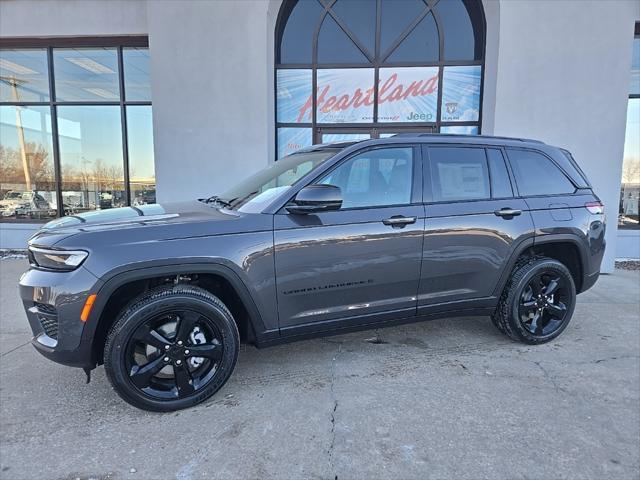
[29,201,272,248]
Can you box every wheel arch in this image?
[84,261,275,367]
[494,234,589,297]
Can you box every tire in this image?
[104,285,239,411]
[491,257,576,344]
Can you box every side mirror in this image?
[286,184,342,214]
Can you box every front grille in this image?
[35,303,57,315]
[35,303,58,339]
[38,315,58,339]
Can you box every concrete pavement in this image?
[0,258,638,480]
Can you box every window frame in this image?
[618,23,640,230]
[0,36,150,219]
[281,144,423,212]
[504,147,578,199]
[424,144,493,204]
[274,0,487,157]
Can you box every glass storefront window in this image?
[0,106,57,220]
[276,0,485,151]
[277,127,312,158]
[53,48,120,102]
[127,106,156,205]
[57,106,125,214]
[440,125,479,135]
[316,68,375,124]
[441,65,481,122]
[1,43,153,221]
[619,97,639,229]
[276,69,312,124]
[321,132,370,142]
[630,36,639,96]
[123,47,151,101]
[0,49,50,102]
[377,67,439,123]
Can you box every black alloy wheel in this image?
[125,309,223,400]
[105,285,239,411]
[491,257,576,344]
[518,272,570,337]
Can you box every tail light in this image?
[585,201,604,215]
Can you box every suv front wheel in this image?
[492,257,576,344]
[104,285,239,411]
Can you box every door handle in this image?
[382,215,417,227]
[494,208,522,217]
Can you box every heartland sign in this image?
[297,68,439,123]
[276,65,480,124]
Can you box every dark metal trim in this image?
[46,48,64,218]
[0,35,149,48]
[118,47,131,205]
[0,101,151,106]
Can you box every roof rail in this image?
[391,133,545,144]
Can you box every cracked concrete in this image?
[327,342,342,474]
[0,258,639,479]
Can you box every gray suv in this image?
[19,134,606,411]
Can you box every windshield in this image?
[218,148,340,213]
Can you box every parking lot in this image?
[1,257,639,480]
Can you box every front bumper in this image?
[19,265,103,368]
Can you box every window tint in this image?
[319,147,414,208]
[279,0,324,64]
[507,149,575,196]
[386,12,439,63]
[123,47,151,101]
[0,49,50,102]
[436,0,476,60]
[331,0,376,57]
[380,0,426,55]
[0,106,56,220]
[318,15,368,64]
[53,48,120,101]
[486,148,512,198]
[429,147,489,201]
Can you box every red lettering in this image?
[322,96,337,112]
[401,80,423,100]
[363,88,374,106]
[352,88,365,108]
[335,94,352,111]
[296,72,439,122]
[420,75,438,95]
[378,73,397,104]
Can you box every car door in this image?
[418,144,535,312]
[274,145,425,333]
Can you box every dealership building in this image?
[0,0,638,271]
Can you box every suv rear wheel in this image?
[492,257,576,344]
[104,285,239,411]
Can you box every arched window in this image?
[275,0,486,157]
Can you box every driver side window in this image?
[317,147,414,209]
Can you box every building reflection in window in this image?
[0,106,57,220]
[127,106,156,205]
[57,106,125,214]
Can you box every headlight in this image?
[29,247,88,271]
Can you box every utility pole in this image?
[7,75,32,191]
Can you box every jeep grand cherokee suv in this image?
[19,134,605,411]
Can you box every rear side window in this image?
[429,147,490,201]
[507,149,576,196]
[486,148,513,198]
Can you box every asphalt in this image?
[0,258,639,480]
